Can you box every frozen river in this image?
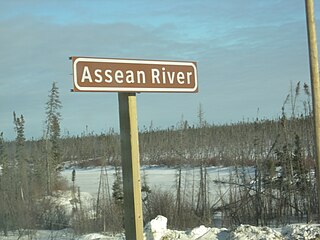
[61,165,255,204]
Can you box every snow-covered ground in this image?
[2,215,320,239]
[61,165,254,203]
[2,165,315,239]
[49,166,320,239]
[61,164,254,228]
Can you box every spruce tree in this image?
[44,82,62,195]
[13,112,33,229]
[112,167,124,206]
[13,112,26,163]
[0,132,7,169]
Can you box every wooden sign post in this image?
[118,92,143,239]
[71,56,198,238]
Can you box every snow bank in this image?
[144,215,229,240]
[231,225,282,240]
[3,215,320,239]
[144,215,168,240]
[79,233,106,240]
[79,233,120,240]
[144,216,320,240]
[282,224,320,239]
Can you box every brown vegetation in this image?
[0,82,317,234]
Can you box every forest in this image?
[0,81,317,236]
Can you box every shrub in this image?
[36,198,70,230]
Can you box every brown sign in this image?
[72,57,198,92]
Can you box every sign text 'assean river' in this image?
[72,57,198,92]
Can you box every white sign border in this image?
[73,57,198,92]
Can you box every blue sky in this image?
[0,0,319,140]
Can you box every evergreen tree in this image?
[13,112,33,229]
[50,115,61,167]
[0,132,7,169]
[112,167,123,206]
[13,112,29,192]
[141,170,151,203]
[45,82,62,195]
[13,112,26,163]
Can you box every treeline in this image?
[6,113,313,169]
[4,111,314,170]
[3,83,314,170]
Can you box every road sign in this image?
[70,55,199,239]
[72,57,198,92]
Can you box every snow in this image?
[143,217,320,240]
[79,233,123,240]
[61,165,252,200]
[2,166,319,239]
[45,190,95,216]
[2,215,320,239]
[144,215,168,240]
[282,224,320,239]
[231,225,283,240]
[188,225,211,238]
[57,166,320,239]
